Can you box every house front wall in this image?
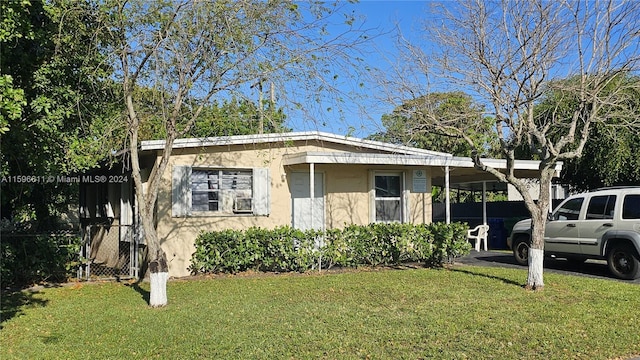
[288,164,433,228]
[151,141,433,277]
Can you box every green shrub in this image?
[190,222,471,275]
[190,226,324,274]
[425,222,470,265]
[258,226,320,272]
[1,233,81,288]
[321,228,357,268]
[190,229,250,274]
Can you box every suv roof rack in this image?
[590,186,640,192]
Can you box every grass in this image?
[1,265,639,360]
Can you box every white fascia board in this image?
[284,151,563,172]
[449,156,563,172]
[141,132,299,151]
[140,131,451,157]
[283,152,455,166]
[316,132,451,157]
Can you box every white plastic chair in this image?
[467,224,489,251]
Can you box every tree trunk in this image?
[527,212,546,290]
[138,197,169,307]
[149,248,169,307]
[526,247,545,291]
[525,174,553,290]
[125,84,171,307]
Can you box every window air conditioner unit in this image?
[234,198,252,213]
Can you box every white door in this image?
[291,172,324,231]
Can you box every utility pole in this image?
[257,81,264,134]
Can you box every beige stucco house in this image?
[79,131,561,279]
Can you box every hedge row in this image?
[189,222,471,275]
[1,233,81,289]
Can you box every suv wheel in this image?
[607,244,640,280]
[513,238,529,266]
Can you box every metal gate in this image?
[78,223,140,280]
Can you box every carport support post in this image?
[549,181,553,215]
[445,165,450,224]
[310,163,321,271]
[482,181,487,225]
[310,163,314,229]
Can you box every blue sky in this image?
[285,1,432,138]
[282,1,640,140]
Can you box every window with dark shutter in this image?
[171,166,270,217]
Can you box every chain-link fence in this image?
[78,224,139,280]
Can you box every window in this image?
[551,197,583,221]
[374,174,402,222]
[191,169,252,213]
[172,166,270,217]
[586,195,616,220]
[623,195,640,219]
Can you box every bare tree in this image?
[382,0,640,289]
[99,0,371,306]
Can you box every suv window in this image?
[552,197,584,221]
[586,195,616,220]
[622,194,640,219]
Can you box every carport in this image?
[430,156,563,225]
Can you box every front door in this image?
[291,172,325,231]
[545,196,584,254]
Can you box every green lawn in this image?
[1,265,639,359]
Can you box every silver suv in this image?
[507,186,640,279]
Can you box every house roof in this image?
[140,131,452,157]
[140,131,562,190]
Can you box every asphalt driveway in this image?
[456,250,640,284]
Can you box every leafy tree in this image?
[369,92,494,157]
[99,0,371,306]
[383,0,640,289]
[0,0,121,230]
[0,75,25,135]
[530,75,640,191]
[0,0,35,136]
[370,91,504,203]
[139,96,289,140]
[562,124,640,191]
[189,97,289,138]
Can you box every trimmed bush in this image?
[190,222,471,275]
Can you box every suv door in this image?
[545,196,584,254]
[578,194,617,256]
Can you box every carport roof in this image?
[283,151,562,189]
